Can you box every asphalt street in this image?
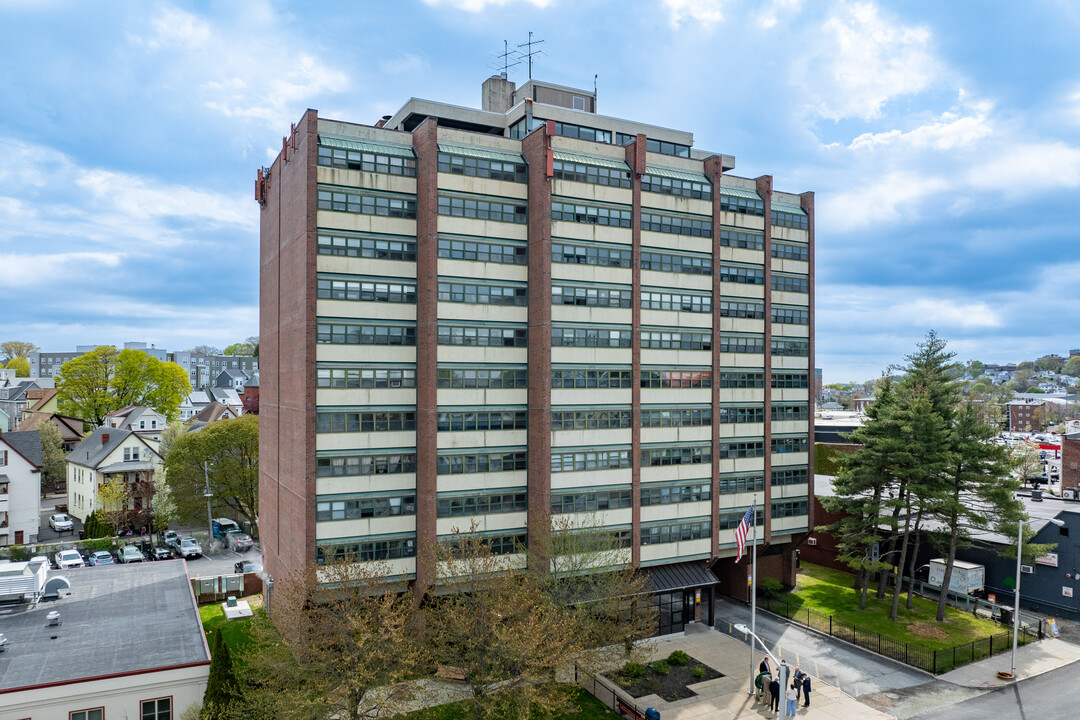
[908,663,1079,720]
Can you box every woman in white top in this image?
[785,682,799,716]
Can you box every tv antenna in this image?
[517,32,545,80]
[489,40,522,79]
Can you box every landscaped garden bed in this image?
[609,650,723,702]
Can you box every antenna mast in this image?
[516,31,545,80]
[489,39,521,79]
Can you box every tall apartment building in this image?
[259,76,814,630]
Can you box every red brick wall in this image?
[756,175,775,543]
[626,135,645,566]
[797,495,849,572]
[1062,435,1080,494]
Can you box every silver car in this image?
[49,513,74,532]
[175,536,202,559]
[117,545,145,563]
[226,532,254,552]
[54,549,85,569]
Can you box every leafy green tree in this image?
[1026,386,1044,393]
[1035,356,1064,372]
[82,509,112,539]
[5,356,30,377]
[163,415,258,534]
[222,342,254,356]
[0,340,38,363]
[36,421,66,494]
[1017,361,1035,371]
[966,360,985,377]
[1064,356,1080,377]
[204,629,241,718]
[56,346,192,425]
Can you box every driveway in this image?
[183,541,262,579]
[38,494,81,542]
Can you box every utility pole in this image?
[203,462,213,548]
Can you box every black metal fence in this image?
[754,597,1040,674]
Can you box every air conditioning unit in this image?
[806,537,818,546]
[1021,565,1034,574]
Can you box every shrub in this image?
[651,660,670,676]
[622,662,645,681]
[667,650,690,666]
[81,537,117,553]
[758,577,784,599]
[82,510,112,539]
[692,665,705,679]
[8,545,28,561]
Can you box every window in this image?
[438,367,527,389]
[316,494,417,521]
[438,152,526,183]
[70,711,104,720]
[771,242,809,261]
[719,335,764,354]
[772,467,808,486]
[720,264,764,285]
[436,410,527,432]
[720,300,764,319]
[318,367,417,389]
[772,497,809,517]
[437,450,528,475]
[553,367,632,389]
[772,208,808,230]
[553,121,613,144]
[641,519,711,545]
[552,242,631,268]
[717,473,765,494]
[317,278,417,303]
[552,408,633,430]
[771,372,808,389]
[641,445,711,466]
[644,138,692,158]
[640,212,711,237]
[716,439,765,458]
[317,453,417,477]
[552,327,631,348]
[772,404,809,421]
[438,324,527,347]
[316,536,416,564]
[551,448,631,473]
[438,281,528,306]
[0,450,6,466]
[553,160,632,188]
[640,249,712,275]
[720,192,765,216]
[553,284,632,308]
[640,369,711,389]
[772,306,809,325]
[317,234,416,260]
[640,407,712,427]
[442,532,528,556]
[640,330,711,350]
[551,201,631,227]
[717,406,764,424]
[438,195,527,224]
[317,187,417,218]
[141,698,171,720]
[318,144,416,176]
[123,447,135,461]
[772,437,809,454]
[316,323,417,346]
[718,228,764,251]
[439,238,527,265]
[641,174,712,200]
[719,507,764,530]
[551,488,633,513]
[771,339,809,357]
[640,290,711,313]
[438,491,528,517]
[772,274,809,293]
[640,482,711,506]
[316,411,417,434]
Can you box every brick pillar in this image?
[756,175,774,545]
[703,156,724,562]
[626,135,646,567]
[800,190,816,531]
[522,123,553,564]
[1062,435,1080,495]
[412,119,439,594]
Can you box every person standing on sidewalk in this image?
[760,655,771,675]
[769,677,781,713]
[755,670,770,701]
[792,667,803,702]
[785,682,799,717]
[802,674,812,707]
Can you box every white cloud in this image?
[378,53,429,76]
[757,0,802,29]
[818,170,949,233]
[0,252,122,288]
[796,2,939,121]
[422,0,554,11]
[847,96,994,151]
[966,142,1080,194]
[662,0,726,29]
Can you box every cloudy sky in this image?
[3,0,1079,381]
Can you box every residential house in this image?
[0,561,210,718]
[0,378,41,432]
[0,430,43,546]
[65,427,163,527]
[103,404,168,445]
[184,401,239,433]
[18,387,59,424]
[241,373,259,414]
[214,367,251,392]
[206,387,244,415]
[15,411,85,453]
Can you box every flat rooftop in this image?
[0,560,209,691]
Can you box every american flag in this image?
[734,506,754,563]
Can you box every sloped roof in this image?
[15,412,85,439]
[186,401,233,426]
[25,387,57,412]
[1,429,44,468]
[643,561,719,593]
[67,426,134,468]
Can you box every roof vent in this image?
[46,611,61,626]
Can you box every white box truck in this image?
[925,558,985,595]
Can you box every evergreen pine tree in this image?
[203,628,241,718]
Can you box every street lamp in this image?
[1009,516,1065,678]
[733,623,781,668]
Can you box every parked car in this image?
[212,517,241,539]
[49,513,74,532]
[163,530,179,548]
[117,545,145,563]
[174,536,202,559]
[235,560,258,574]
[149,545,173,561]
[226,532,254,552]
[54,549,85,569]
[87,550,115,566]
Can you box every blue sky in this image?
[3,0,1079,382]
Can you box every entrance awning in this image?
[644,561,719,593]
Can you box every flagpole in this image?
[749,499,757,695]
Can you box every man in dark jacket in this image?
[760,656,771,674]
[769,677,781,712]
[802,674,812,707]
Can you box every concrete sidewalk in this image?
[621,624,896,719]
[939,635,1080,688]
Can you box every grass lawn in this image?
[773,563,1007,652]
[198,594,261,657]
[397,687,616,720]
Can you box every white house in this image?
[0,561,210,719]
[0,430,43,546]
[65,427,163,526]
[103,405,168,445]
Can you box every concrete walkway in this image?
[617,624,896,720]
[938,635,1080,687]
